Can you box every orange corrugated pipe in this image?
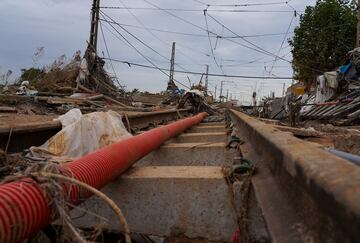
[0,112,208,242]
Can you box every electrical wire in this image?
[99,20,124,89]
[98,19,352,39]
[206,13,328,74]
[100,13,190,89]
[100,6,297,13]
[116,0,198,73]
[139,0,291,64]
[268,12,295,75]
[140,0,291,71]
[99,18,212,59]
[102,2,215,60]
[204,9,225,74]
[104,57,293,79]
[101,12,170,61]
[204,2,289,7]
[101,10,193,73]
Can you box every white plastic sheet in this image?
[29,109,132,163]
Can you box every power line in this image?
[98,21,292,38]
[204,10,225,74]
[139,0,292,64]
[205,13,326,74]
[206,1,289,7]
[101,11,173,65]
[192,0,208,5]
[101,0,328,82]
[268,12,295,75]
[100,6,297,13]
[140,0,294,75]
[97,18,352,39]
[207,13,289,61]
[115,0,196,73]
[100,14,209,74]
[104,58,293,79]
[99,20,124,88]
[100,13,190,89]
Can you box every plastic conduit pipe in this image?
[0,112,207,242]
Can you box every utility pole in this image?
[167,42,177,91]
[357,0,360,47]
[205,65,209,92]
[226,89,229,101]
[282,83,286,96]
[220,81,224,102]
[214,85,217,101]
[89,0,100,51]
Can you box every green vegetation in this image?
[19,68,44,83]
[289,0,357,89]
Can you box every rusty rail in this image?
[229,109,360,242]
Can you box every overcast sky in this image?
[0,0,316,104]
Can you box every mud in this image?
[333,134,360,156]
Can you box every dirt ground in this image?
[0,114,57,125]
[297,122,360,156]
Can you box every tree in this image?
[289,0,357,89]
[20,68,44,83]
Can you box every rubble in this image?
[177,89,216,115]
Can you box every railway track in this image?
[72,110,360,242]
[0,109,359,242]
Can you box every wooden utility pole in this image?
[167,42,177,91]
[357,0,360,47]
[205,65,209,92]
[89,0,100,51]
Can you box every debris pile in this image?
[300,47,360,125]
[240,48,360,126]
[177,89,216,115]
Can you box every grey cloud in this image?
[0,0,316,102]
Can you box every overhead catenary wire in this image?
[139,0,295,65]
[98,19,352,39]
[116,0,199,73]
[203,9,225,74]
[206,13,328,74]
[268,11,296,75]
[99,12,190,89]
[100,11,171,62]
[99,20,124,89]
[198,1,291,7]
[98,0,332,95]
[104,57,293,79]
[100,0,344,81]
[100,8,212,63]
[100,6,298,13]
[100,10,195,76]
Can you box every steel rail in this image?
[229,109,360,242]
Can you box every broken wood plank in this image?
[78,84,129,107]
[0,106,17,113]
[87,94,104,100]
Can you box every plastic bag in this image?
[29,109,132,163]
